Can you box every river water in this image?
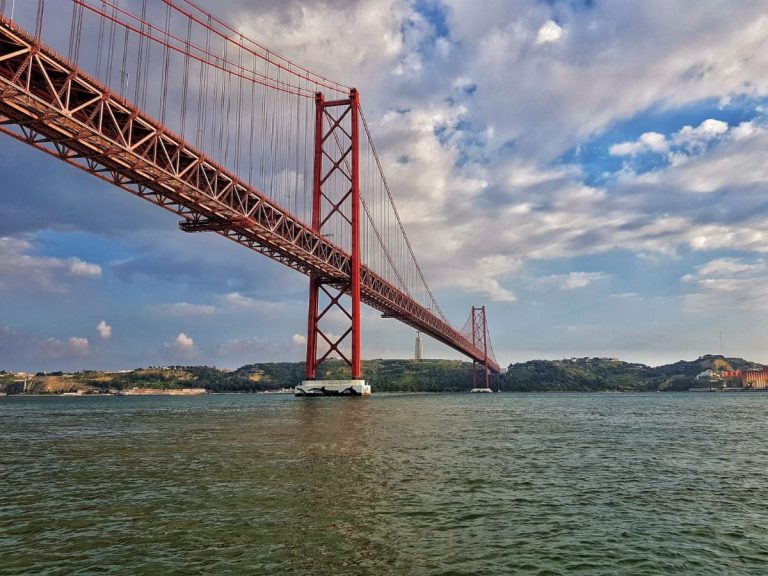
[2,392,768,575]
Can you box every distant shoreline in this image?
[3,355,767,394]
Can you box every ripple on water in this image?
[3,393,768,574]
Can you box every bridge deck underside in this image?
[0,18,500,374]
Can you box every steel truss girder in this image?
[0,17,499,374]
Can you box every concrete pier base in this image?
[295,380,370,396]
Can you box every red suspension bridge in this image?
[0,0,499,393]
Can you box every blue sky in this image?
[3,0,768,371]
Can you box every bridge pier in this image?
[295,380,370,396]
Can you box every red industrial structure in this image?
[721,370,768,389]
[470,306,491,390]
[305,91,362,381]
[0,1,500,393]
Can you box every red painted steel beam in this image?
[0,18,500,374]
[350,88,362,379]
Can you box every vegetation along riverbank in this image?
[1,355,765,395]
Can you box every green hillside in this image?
[501,354,765,392]
[2,354,765,394]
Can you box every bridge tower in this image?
[471,305,491,390]
[297,89,370,396]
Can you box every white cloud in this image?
[292,334,307,346]
[615,117,768,195]
[221,292,285,311]
[611,119,728,161]
[560,272,609,290]
[175,333,194,350]
[68,337,90,354]
[610,132,668,156]
[731,121,757,140]
[40,336,90,358]
[0,327,91,367]
[695,258,766,278]
[539,272,609,291]
[681,256,768,312]
[97,320,112,341]
[674,118,729,147]
[536,20,562,44]
[160,332,198,360]
[0,237,102,292]
[430,254,520,302]
[156,303,217,317]
[69,259,102,278]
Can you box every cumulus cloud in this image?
[674,119,729,149]
[69,259,102,278]
[536,20,563,44]
[613,118,768,200]
[161,332,198,360]
[175,333,194,350]
[610,132,669,156]
[67,337,90,355]
[292,334,307,346]
[611,119,730,163]
[0,237,102,292]
[38,336,90,358]
[0,327,90,369]
[97,320,112,341]
[682,257,768,311]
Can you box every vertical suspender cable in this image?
[268,65,278,199]
[159,1,171,124]
[180,17,191,138]
[68,2,77,61]
[235,34,243,177]
[133,0,146,105]
[105,0,118,89]
[119,25,129,96]
[34,0,44,41]
[196,17,211,150]
[73,2,83,66]
[140,7,151,112]
[260,56,267,183]
[216,42,227,162]
[294,90,300,215]
[95,1,106,79]
[248,54,256,186]
[223,44,233,168]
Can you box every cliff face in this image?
[0,374,93,394]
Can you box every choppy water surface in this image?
[2,393,768,575]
